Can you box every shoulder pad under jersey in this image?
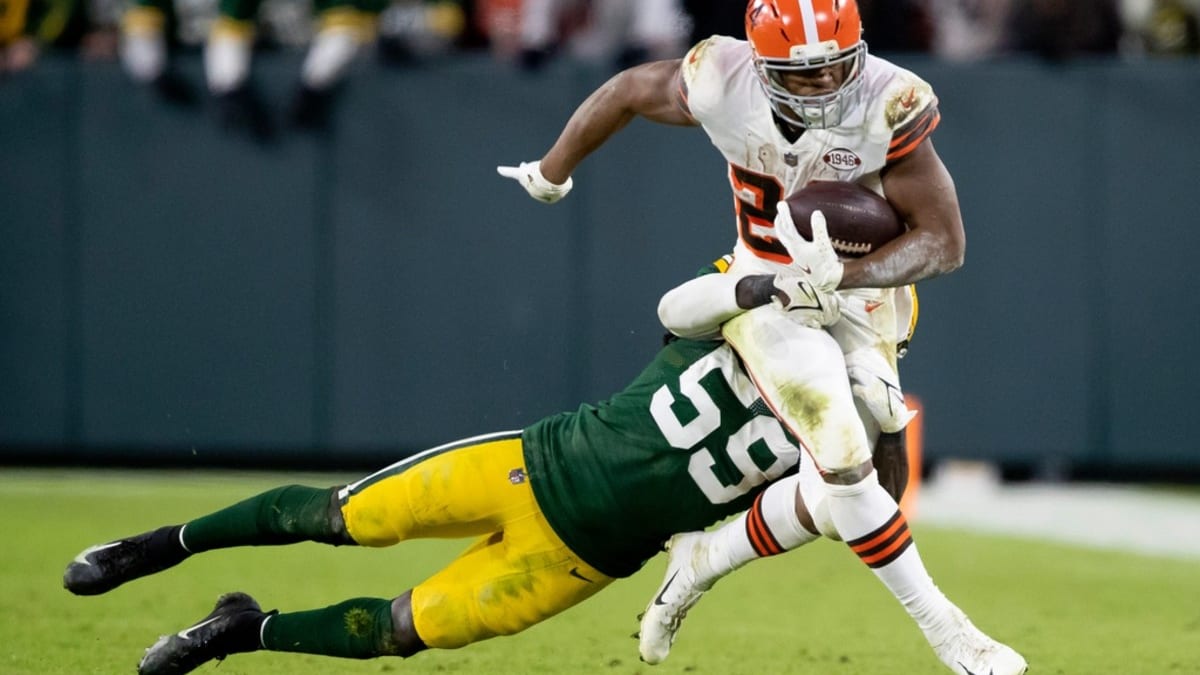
[680,36,752,123]
[862,58,941,163]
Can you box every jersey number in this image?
[730,165,789,263]
[649,350,799,504]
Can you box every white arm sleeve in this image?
[657,273,745,340]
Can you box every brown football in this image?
[785,181,905,258]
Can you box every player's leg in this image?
[289,0,380,129]
[138,537,613,675]
[120,0,170,84]
[204,0,278,140]
[333,435,611,652]
[823,297,1024,673]
[205,0,257,96]
[136,435,614,673]
[657,307,882,591]
[118,0,199,104]
[235,518,612,667]
[134,589,413,675]
[63,431,522,595]
[638,423,912,661]
[405,510,614,649]
[723,307,1025,674]
[638,461,823,664]
[63,482,351,596]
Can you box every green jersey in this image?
[522,338,802,578]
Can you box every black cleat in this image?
[64,526,190,596]
[138,592,271,675]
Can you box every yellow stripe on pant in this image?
[339,434,613,648]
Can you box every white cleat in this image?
[638,532,717,665]
[932,608,1028,675]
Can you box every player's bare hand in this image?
[774,202,844,292]
[497,160,574,204]
[770,276,841,328]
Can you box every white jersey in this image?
[680,35,940,269]
[677,36,938,460]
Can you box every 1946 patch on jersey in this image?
[823,148,862,171]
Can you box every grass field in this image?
[2,469,1198,674]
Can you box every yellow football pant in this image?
[337,432,614,648]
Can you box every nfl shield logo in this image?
[784,152,798,167]
[509,468,526,485]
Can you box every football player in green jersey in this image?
[63,281,850,675]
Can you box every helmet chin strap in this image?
[755,42,867,130]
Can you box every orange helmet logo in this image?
[745,0,863,59]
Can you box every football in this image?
[785,181,905,258]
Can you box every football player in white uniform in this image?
[499,1,1027,673]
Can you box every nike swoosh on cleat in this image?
[568,567,594,583]
[958,663,993,675]
[177,616,221,640]
[653,570,680,606]
[74,542,122,566]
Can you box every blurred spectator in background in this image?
[926,0,1014,60]
[508,0,689,71]
[375,0,465,64]
[117,0,385,139]
[1122,0,1200,54]
[1005,0,1124,60]
[468,0,522,56]
[118,0,203,103]
[203,0,385,136]
[679,0,741,45]
[1,0,118,74]
[859,0,934,53]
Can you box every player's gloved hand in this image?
[496,160,573,204]
[774,202,844,292]
[844,348,918,433]
[770,276,841,329]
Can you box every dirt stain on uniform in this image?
[344,607,375,637]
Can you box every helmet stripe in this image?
[796,0,820,46]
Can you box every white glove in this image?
[770,276,841,329]
[497,160,574,204]
[774,201,844,292]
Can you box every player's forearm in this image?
[540,60,689,184]
[839,227,964,289]
[658,274,776,339]
[852,140,965,288]
[539,81,638,184]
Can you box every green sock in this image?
[181,485,348,552]
[262,597,399,658]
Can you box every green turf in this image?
[2,469,1198,674]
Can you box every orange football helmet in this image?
[744,0,868,128]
